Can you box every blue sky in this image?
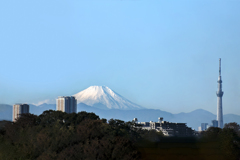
[0,1,240,115]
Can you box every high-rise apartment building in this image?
[56,96,77,113]
[12,104,29,122]
[201,123,208,131]
[212,120,218,127]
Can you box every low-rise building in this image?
[134,117,193,137]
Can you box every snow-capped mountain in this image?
[73,86,144,110]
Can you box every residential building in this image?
[198,126,202,131]
[212,120,218,127]
[201,123,208,131]
[56,96,77,113]
[134,117,194,137]
[12,104,29,122]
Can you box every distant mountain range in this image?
[1,86,240,130]
[0,104,12,121]
[77,104,240,130]
[1,103,240,130]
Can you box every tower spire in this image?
[216,58,223,128]
[219,58,221,76]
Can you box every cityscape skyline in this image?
[1,1,240,115]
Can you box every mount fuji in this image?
[73,86,144,110]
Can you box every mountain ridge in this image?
[73,86,144,110]
[1,103,240,130]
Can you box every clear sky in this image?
[0,0,240,115]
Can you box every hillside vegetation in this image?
[0,111,239,160]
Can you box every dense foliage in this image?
[0,110,141,160]
[138,124,240,160]
[0,111,240,160]
[199,123,240,160]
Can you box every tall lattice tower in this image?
[216,58,224,128]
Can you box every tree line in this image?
[0,110,240,160]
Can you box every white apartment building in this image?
[56,96,77,113]
[134,117,194,137]
[12,104,29,122]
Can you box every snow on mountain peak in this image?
[73,86,143,110]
